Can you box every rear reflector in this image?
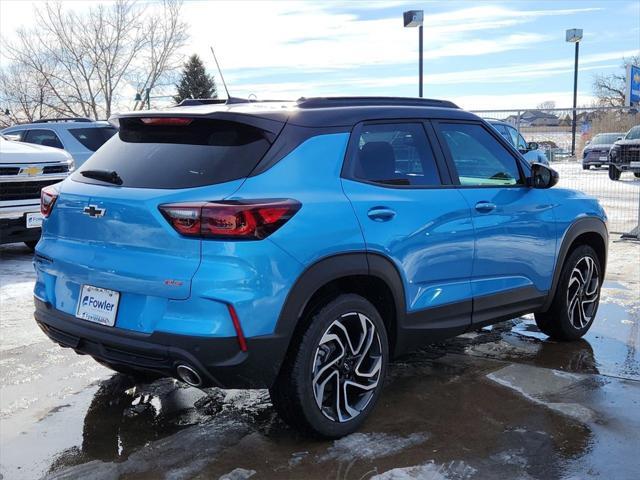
[139,117,193,126]
[227,304,248,352]
[159,199,301,240]
[41,184,60,217]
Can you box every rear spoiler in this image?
[108,110,286,142]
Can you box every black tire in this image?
[582,165,589,170]
[270,294,388,438]
[608,165,621,180]
[96,359,162,383]
[535,245,602,341]
[24,240,38,251]
[634,172,640,179]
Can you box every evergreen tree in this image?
[173,54,217,103]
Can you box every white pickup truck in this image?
[0,134,74,249]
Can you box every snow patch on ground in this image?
[371,460,477,480]
[319,432,429,462]
[218,468,256,480]
[487,364,596,423]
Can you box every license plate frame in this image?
[75,285,120,327]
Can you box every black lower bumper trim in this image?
[34,298,288,388]
[1,216,40,245]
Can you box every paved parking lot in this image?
[1,164,639,480]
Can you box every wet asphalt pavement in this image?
[1,239,639,480]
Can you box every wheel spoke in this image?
[585,275,599,297]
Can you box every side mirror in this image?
[585,140,591,145]
[4,134,20,141]
[617,136,623,140]
[530,163,559,189]
[527,141,539,151]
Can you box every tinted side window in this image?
[24,129,64,149]
[73,118,272,189]
[351,123,441,186]
[492,124,513,145]
[438,123,523,186]
[4,129,27,141]
[507,126,528,150]
[69,127,117,151]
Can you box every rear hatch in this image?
[37,114,282,319]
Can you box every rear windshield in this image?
[69,127,117,151]
[73,118,271,189]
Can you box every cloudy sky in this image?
[1,0,639,110]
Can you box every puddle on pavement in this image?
[2,325,638,480]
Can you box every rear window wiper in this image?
[80,169,123,185]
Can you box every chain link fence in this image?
[472,106,640,235]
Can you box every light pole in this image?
[404,10,424,97]
[566,28,582,157]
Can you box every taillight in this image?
[41,185,59,217]
[159,199,301,240]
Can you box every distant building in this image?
[505,110,561,127]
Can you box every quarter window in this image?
[507,126,528,151]
[438,123,523,186]
[24,129,64,149]
[69,127,117,151]
[351,123,441,186]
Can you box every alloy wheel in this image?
[311,312,383,423]
[566,256,600,329]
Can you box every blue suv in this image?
[33,97,608,438]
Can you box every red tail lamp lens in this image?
[41,184,60,217]
[159,199,301,240]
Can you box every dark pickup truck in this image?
[608,125,640,180]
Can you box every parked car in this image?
[33,97,608,438]
[582,132,624,169]
[0,134,73,249]
[487,119,549,165]
[608,125,640,180]
[1,118,117,167]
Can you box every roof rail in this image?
[32,117,94,123]
[296,96,459,109]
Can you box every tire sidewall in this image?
[295,294,388,438]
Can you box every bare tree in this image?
[1,0,188,121]
[0,64,57,127]
[593,56,640,107]
[536,100,556,112]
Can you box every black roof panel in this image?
[112,97,479,129]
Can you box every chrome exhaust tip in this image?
[176,364,202,387]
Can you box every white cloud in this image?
[181,2,592,73]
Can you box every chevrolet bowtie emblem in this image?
[21,166,43,176]
[83,205,106,218]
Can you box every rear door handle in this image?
[367,207,396,222]
[475,201,496,213]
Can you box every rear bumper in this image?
[34,297,288,388]
[1,214,40,245]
